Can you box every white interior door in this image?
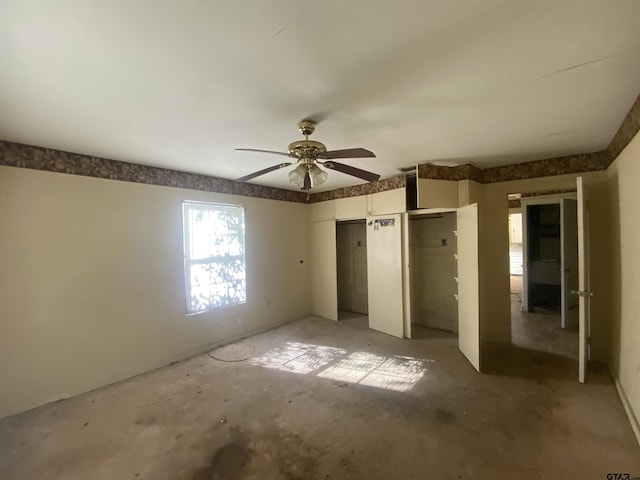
[366,214,404,338]
[456,203,481,371]
[561,199,579,329]
[576,177,591,383]
[311,220,338,321]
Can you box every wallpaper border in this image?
[0,141,308,203]
[1,96,638,203]
[416,95,639,185]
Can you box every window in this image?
[182,201,246,314]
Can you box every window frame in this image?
[182,200,247,315]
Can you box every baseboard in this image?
[614,377,640,447]
[0,315,304,420]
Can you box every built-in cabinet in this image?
[367,188,406,215]
[312,177,469,221]
[417,178,458,209]
[310,186,481,372]
[335,196,367,220]
[311,188,407,222]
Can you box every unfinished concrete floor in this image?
[1,315,638,479]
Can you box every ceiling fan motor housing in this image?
[287,140,326,160]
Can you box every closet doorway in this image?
[409,212,458,335]
[336,220,368,319]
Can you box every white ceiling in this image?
[1,1,640,192]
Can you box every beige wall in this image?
[0,162,622,420]
[0,166,311,418]
[471,171,611,361]
[607,131,640,440]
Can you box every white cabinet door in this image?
[366,214,404,338]
[576,177,591,383]
[367,189,406,215]
[335,196,367,220]
[457,203,481,371]
[311,220,338,321]
[417,179,458,209]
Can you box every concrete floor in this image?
[510,275,579,359]
[1,315,639,479]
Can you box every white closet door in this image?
[311,220,338,321]
[457,203,480,372]
[366,214,404,338]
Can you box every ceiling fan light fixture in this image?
[288,164,307,188]
[308,164,328,188]
[237,121,379,189]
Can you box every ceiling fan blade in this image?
[302,171,312,190]
[320,148,376,159]
[236,162,292,182]
[322,161,380,182]
[235,148,290,157]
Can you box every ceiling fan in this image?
[235,120,380,192]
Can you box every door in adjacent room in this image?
[514,193,580,363]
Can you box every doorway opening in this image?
[408,212,458,336]
[509,192,578,359]
[508,201,523,276]
[336,220,368,322]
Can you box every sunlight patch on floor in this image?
[250,342,429,392]
[249,342,347,374]
[318,352,426,392]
